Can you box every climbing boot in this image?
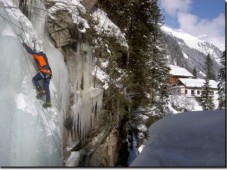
[36,86,45,99]
[43,99,52,108]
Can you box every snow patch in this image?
[65,151,80,167]
[139,114,149,121]
[182,52,189,59]
[138,144,145,153]
[137,124,148,132]
[167,103,179,114]
[92,9,128,48]
[48,0,89,32]
[199,71,206,78]
[92,65,109,89]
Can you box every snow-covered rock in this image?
[130,110,225,167]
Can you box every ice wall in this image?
[0,0,69,166]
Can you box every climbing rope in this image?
[0,1,65,165]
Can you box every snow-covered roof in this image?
[178,78,218,89]
[169,65,193,77]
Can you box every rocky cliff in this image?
[45,0,128,166]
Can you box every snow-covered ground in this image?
[130,109,225,167]
[169,95,203,112]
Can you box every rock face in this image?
[81,0,97,12]
[45,0,127,167]
[47,11,74,47]
[87,128,119,167]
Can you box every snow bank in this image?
[130,110,225,167]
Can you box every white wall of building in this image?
[181,88,218,98]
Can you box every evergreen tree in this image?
[201,77,215,110]
[98,0,170,110]
[124,0,167,109]
[205,54,216,80]
[218,50,226,109]
[147,45,171,116]
[201,53,216,110]
[193,67,197,78]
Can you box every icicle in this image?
[67,41,103,143]
[30,0,46,40]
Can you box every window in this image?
[209,91,214,95]
[197,90,200,95]
[191,90,194,95]
[185,90,187,94]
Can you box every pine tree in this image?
[201,77,215,110]
[205,54,216,80]
[218,50,226,109]
[147,45,171,116]
[193,67,197,78]
[97,0,171,115]
[98,0,169,109]
[201,53,216,110]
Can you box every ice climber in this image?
[22,42,52,108]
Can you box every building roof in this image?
[169,65,193,77]
[178,78,219,89]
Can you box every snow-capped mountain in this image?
[161,26,222,79]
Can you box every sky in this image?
[158,0,225,50]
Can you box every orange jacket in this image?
[33,54,51,74]
[23,43,52,74]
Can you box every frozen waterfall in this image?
[65,42,103,144]
[0,0,104,166]
[0,0,69,166]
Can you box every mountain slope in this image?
[161,26,222,79]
